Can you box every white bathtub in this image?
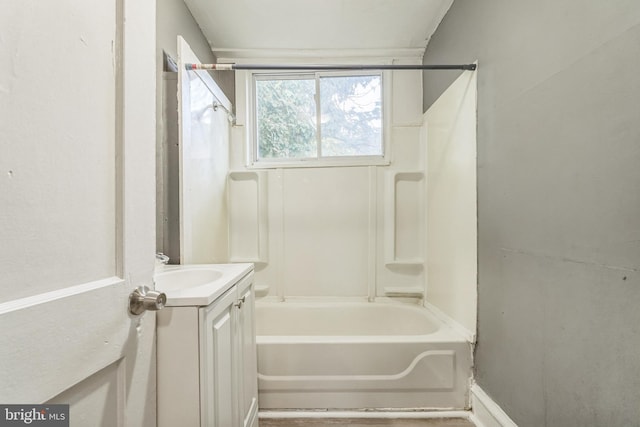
[255,299,472,410]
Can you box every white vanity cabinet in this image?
[157,270,258,427]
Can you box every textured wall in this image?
[423,1,640,426]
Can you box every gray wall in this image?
[156,0,234,101]
[423,1,640,426]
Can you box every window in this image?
[252,72,385,165]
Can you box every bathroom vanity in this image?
[156,264,258,427]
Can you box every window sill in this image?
[246,157,390,169]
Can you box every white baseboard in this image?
[469,384,518,427]
[259,410,471,420]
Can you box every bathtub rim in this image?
[255,297,470,344]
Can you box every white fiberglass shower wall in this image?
[158,37,232,264]
[228,58,427,301]
[424,68,478,339]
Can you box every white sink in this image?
[155,264,254,306]
[155,269,223,292]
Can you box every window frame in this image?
[248,70,390,168]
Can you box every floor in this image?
[260,418,474,427]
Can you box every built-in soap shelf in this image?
[384,170,425,266]
[385,258,424,266]
[254,283,270,298]
[228,171,268,263]
[383,286,425,298]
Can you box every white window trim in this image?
[246,70,391,169]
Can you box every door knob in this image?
[129,286,167,315]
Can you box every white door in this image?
[0,1,156,426]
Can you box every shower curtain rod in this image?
[185,63,477,71]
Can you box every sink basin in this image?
[154,264,254,306]
[154,269,223,292]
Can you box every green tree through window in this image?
[320,75,382,157]
[255,73,383,161]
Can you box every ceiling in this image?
[183,0,454,59]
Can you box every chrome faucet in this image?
[155,252,170,265]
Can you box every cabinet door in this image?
[238,280,259,427]
[200,287,238,427]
